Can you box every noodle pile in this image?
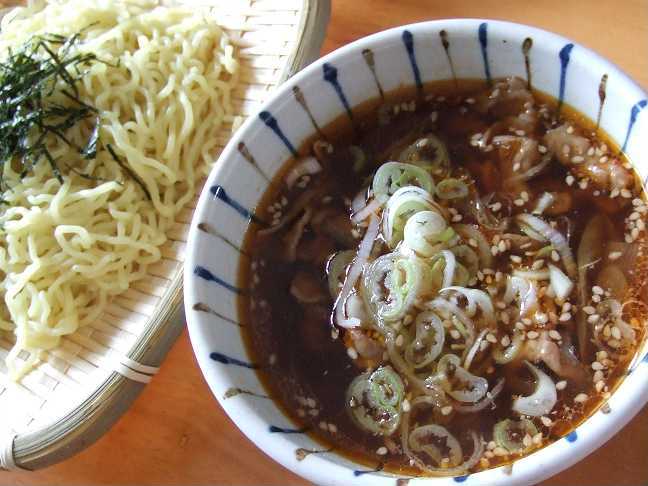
[0,0,239,378]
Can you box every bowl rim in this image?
[185,17,648,486]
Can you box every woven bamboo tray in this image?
[0,0,330,471]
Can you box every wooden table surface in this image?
[6,0,648,485]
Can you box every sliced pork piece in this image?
[290,270,328,304]
[520,331,589,385]
[544,124,634,193]
[475,77,534,118]
[312,207,357,248]
[491,135,547,193]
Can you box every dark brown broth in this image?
[238,79,647,475]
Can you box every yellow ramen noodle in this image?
[0,0,239,378]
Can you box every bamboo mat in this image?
[0,0,329,470]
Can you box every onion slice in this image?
[512,361,557,416]
[454,378,505,413]
[285,156,322,188]
[334,214,379,328]
[441,286,496,326]
[548,263,573,301]
[351,194,388,224]
[517,214,576,278]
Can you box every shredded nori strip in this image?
[0,29,145,199]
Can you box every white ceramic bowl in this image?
[185,19,648,486]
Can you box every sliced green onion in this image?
[347,366,404,436]
[383,186,439,248]
[493,419,538,453]
[327,250,355,298]
[369,366,405,408]
[403,210,449,257]
[405,311,445,369]
[409,424,463,467]
[398,134,450,172]
[362,253,426,325]
[372,161,435,197]
[437,354,488,403]
[436,178,469,200]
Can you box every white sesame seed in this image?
[571,155,584,163]
[450,329,461,340]
[395,334,404,347]
[541,416,553,427]
[538,145,548,154]
[608,251,623,260]
[559,312,572,322]
[491,446,507,457]
[591,361,604,371]
[551,250,560,262]
[532,433,543,445]
[498,240,507,252]
[578,179,589,190]
[574,393,588,403]
[587,314,600,324]
[510,255,522,263]
[501,335,511,347]
[376,446,388,456]
[521,191,529,202]
[549,330,562,340]
[621,189,632,199]
[441,405,453,416]
[451,214,463,222]
[555,380,567,390]
[611,326,622,340]
[532,259,545,270]
[566,125,574,134]
[583,306,596,315]
[527,331,539,340]
[522,317,532,325]
[347,347,358,360]
[486,333,498,344]
[522,434,533,448]
[565,175,575,186]
[535,312,548,324]
[402,399,411,412]
[592,285,604,295]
